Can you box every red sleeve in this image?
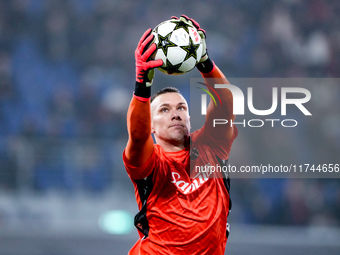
[200,64,235,141]
[123,148,156,180]
[123,145,169,184]
[124,96,154,167]
[192,125,238,161]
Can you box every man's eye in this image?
[161,108,168,112]
[178,106,185,110]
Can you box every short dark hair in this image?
[151,87,182,103]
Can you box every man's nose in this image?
[171,111,182,121]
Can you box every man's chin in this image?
[170,130,189,142]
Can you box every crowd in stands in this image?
[0,0,339,226]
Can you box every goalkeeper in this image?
[123,15,237,255]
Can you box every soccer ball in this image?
[151,19,203,75]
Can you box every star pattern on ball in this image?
[170,19,191,34]
[165,59,183,74]
[157,33,177,56]
[181,37,199,61]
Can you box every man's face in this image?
[151,92,190,145]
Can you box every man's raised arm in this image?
[175,15,235,141]
[199,61,235,141]
[124,29,163,167]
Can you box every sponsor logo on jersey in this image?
[171,164,212,194]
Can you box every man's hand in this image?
[135,28,163,87]
[171,15,208,63]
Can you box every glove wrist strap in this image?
[134,82,151,99]
[197,58,214,73]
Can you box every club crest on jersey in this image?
[190,147,199,160]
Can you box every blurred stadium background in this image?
[0,0,339,254]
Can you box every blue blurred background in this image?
[0,0,339,254]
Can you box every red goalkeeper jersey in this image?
[123,125,237,255]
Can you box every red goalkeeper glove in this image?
[134,28,163,99]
